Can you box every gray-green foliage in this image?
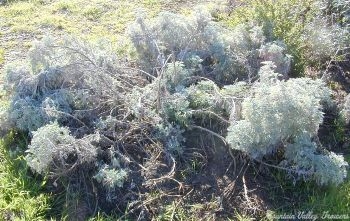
[127,10,296,164]
[25,122,97,175]
[128,10,269,84]
[2,9,349,220]
[94,165,128,189]
[155,123,185,155]
[5,65,74,130]
[127,10,297,153]
[258,41,291,77]
[5,66,73,131]
[2,36,157,206]
[226,63,347,185]
[9,97,45,132]
[3,36,144,133]
[162,92,191,126]
[301,0,350,66]
[186,80,222,110]
[302,18,347,64]
[162,62,191,93]
[282,134,348,186]
[227,63,331,158]
[318,0,350,27]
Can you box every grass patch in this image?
[265,155,350,219]
[0,0,155,42]
[0,0,202,52]
[307,181,350,214]
[0,131,52,220]
[304,156,350,214]
[3,2,36,17]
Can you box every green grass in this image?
[0,0,166,46]
[265,155,350,219]
[304,156,350,214]
[307,182,350,214]
[0,0,204,66]
[0,131,52,220]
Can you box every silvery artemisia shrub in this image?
[2,10,347,210]
[258,41,292,78]
[9,97,45,132]
[186,80,222,111]
[162,62,191,93]
[154,123,186,155]
[5,67,74,131]
[128,10,268,84]
[302,18,347,65]
[25,122,97,176]
[4,35,143,133]
[4,64,72,132]
[226,63,348,185]
[298,1,350,67]
[162,92,191,127]
[226,62,331,159]
[2,36,155,199]
[281,134,348,186]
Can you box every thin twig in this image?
[190,125,227,145]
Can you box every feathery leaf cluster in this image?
[226,63,347,185]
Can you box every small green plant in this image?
[93,165,128,189]
[157,201,189,221]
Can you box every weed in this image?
[157,201,188,221]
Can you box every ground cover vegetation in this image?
[0,0,349,220]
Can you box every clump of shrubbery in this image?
[226,62,347,185]
[2,36,160,219]
[1,5,349,219]
[223,0,349,75]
